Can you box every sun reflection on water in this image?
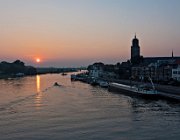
[36,75,41,93]
[35,75,43,109]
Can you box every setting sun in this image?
[36,58,41,63]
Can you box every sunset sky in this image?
[0,0,180,67]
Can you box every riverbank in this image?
[71,73,180,101]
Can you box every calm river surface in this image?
[0,73,180,140]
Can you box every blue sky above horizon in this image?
[0,0,180,67]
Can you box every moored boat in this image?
[108,83,160,99]
[71,74,77,80]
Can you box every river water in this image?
[0,73,180,140]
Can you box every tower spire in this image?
[131,34,140,64]
[172,49,174,58]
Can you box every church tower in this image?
[131,34,140,63]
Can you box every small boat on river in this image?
[61,73,67,76]
[54,82,61,86]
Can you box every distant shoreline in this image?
[0,73,36,80]
[0,70,77,80]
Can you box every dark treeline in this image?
[0,60,83,78]
[0,60,37,76]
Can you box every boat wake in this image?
[0,84,61,113]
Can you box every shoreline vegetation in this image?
[0,60,82,79]
[0,60,36,79]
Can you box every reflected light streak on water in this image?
[35,75,43,109]
[36,75,41,93]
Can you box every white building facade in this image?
[172,66,180,81]
[89,65,103,78]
